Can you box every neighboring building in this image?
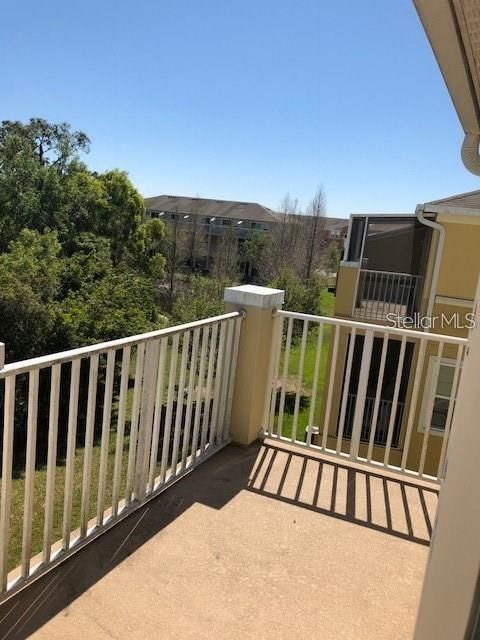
[145,194,278,274]
[145,194,348,276]
[321,191,480,477]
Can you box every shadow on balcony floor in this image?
[0,439,436,640]
[249,440,438,546]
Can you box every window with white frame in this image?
[420,357,459,435]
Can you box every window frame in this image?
[419,356,460,437]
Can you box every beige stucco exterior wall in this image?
[334,264,359,317]
[436,218,480,300]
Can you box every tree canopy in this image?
[0,118,168,362]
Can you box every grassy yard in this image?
[273,290,335,440]
[8,429,131,572]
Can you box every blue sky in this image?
[1,0,478,217]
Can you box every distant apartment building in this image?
[322,190,480,476]
[145,194,348,276]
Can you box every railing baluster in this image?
[277,317,294,437]
[125,343,145,505]
[292,320,309,442]
[160,334,180,484]
[306,323,324,446]
[264,315,284,436]
[437,343,464,479]
[224,316,242,441]
[209,323,227,447]
[112,346,131,516]
[80,355,99,537]
[336,328,357,453]
[21,369,39,579]
[181,328,200,471]
[371,272,378,319]
[0,376,15,591]
[367,333,389,461]
[322,324,340,450]
[200,324,218,454]
[170,332,191,478]
[383,336,407,466]
[216,320,234,444]
[97,350,116,522]
[148,338,168,492]
[400,339,426,471]
[191,327,210,463]
[419,340,445,477]
[43,364,61,564]
[62,358,81,552]
[350,330,374,459]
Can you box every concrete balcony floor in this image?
[0,439,438,640]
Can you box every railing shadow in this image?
[248,441,438,547]
[0,443,261,640]
[0,440,437,639]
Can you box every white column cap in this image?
[224,285,284,309]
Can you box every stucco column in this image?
[224,285,284,446]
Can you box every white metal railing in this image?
[343,394,405,447]
[0,311,242,598]
[264,310,466,483]
[354,269,423,321]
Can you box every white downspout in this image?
[415,204,445,326]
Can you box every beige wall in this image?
[436,219,480,300]
[334,264,359,317]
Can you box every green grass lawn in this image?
[273,290,335,440]
[8,429,131,572]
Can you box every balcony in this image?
[0,285,466,639]
[353,269,423,322]
[0,439,436,639]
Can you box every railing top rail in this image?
[277,309,468,345]
[360,269,423,279]
[0,311,243,377]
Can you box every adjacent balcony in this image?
[0,285,466,639]
[353,269,423,322]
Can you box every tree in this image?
[0,119,91,248]
[266,194,304,280]
[0,118,89,169]
[171,275,227,324]
[0,230,63,360]
[240,231,270,282]
[95,170,145,263]
[302,186,326,281]
[58,269,167,347]
[184,198,208,271]
[129,218,167,280]
[211,225,239,281]
[321,241,341,275]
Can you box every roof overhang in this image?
[414,0,480,173]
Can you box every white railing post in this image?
[134,340,160,502]
[224,285,284,446]
[0,343,4,370]
[350,330,374,459]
